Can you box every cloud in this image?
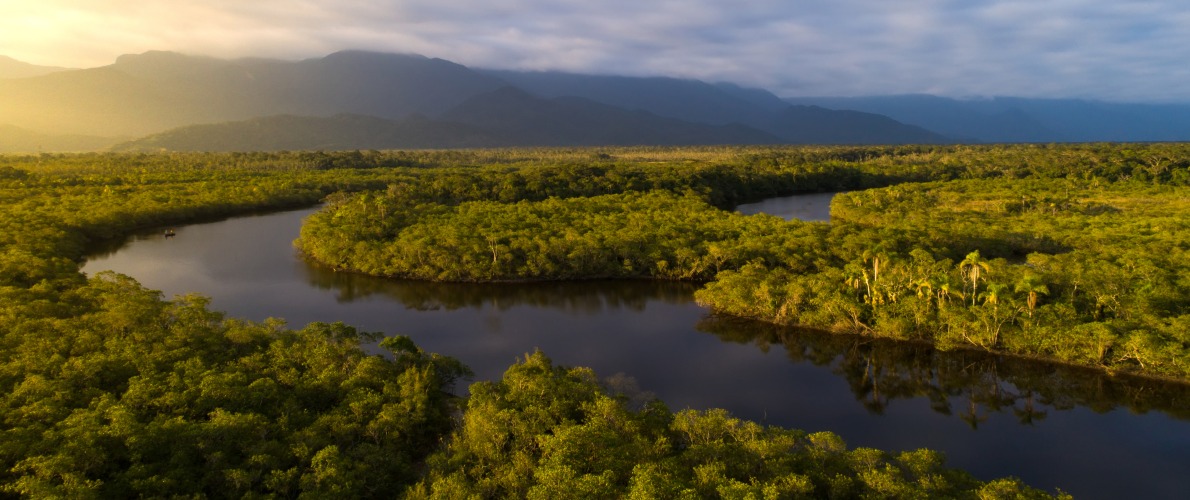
[2,0,1188,102]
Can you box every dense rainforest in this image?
[6,144,1185,497]
[296,145,1190,381]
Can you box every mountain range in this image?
[2,50,1189,152]
[0,56,72,80]
[784,95,1190,143]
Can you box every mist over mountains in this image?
[2,50,1189,152]
[0,56,72,80]
[784,95,1190,143]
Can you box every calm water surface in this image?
[83,195,1190,499]
[736,192,836,221]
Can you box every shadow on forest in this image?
[300,259,698,314]
[697,316,1190,426]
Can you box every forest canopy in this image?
[4,143,1183,496]
[293,145,1190,381]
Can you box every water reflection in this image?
[735,192,836,221]
[300,261,698,313]
[81,200,1190,499]
[86,231,172,260]
[698,316,1190,424]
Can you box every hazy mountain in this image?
[236,51,509,120]
[764,106,952,144]
[22,48,1189,149]
[480,70,780,127]
[440,87,781,146]
[993,97,1190,142]
[111,114,500,152]
[112,87,784,151]
[479,69,948,144]
[712,82,794,111]
[0,124,120,153]
[784,95,1055,142]
[0,64,183,137]
[785,95,1190,142]
[0,56,72,79]
[0,49,957,147]
[0,50,506,137]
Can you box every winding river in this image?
[82,195,1190,499]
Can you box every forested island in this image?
[6,144,1186,497]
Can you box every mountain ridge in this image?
[111,114,500,152]
[0,50,507,137]
[6,50,1187,150]
[0,124,120,153]
[440,86,782,147]
[2,50,947,149]
[0,56,73,79]
[113,87,788,152]
[784,95,1190,142]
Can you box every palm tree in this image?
[936,281,958,308]
[959,250,990,306]
[977,282,1012,348]
[1014,274,1050,318]
[912,277,933,299]
[979,282,1009,309]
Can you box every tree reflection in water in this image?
[696,316,1190,426]
[301,258,697,312]
[302,255,1190,427]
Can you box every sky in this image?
[2,0,1189,102]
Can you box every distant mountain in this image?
[480,70,780,127]
[764,106,952,145]
[440,86,780,146]
[0,62,209,138]
[0,56,71,79]
[113,87,785,152]
[785,95,1190,142]
[479,70,948,144]
[111,114,501,152]
[0,49,960,148]
[0,50,506,137]
[26,48,1190,149]
[4,49,952,146]
[712,82,795,111]
[994,97,1190,142]
[0,124,119,153]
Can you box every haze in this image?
[3,0,1190,102]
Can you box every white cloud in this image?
[2,0,1188,101]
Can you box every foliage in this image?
[0,273,468,497]
[408,352,1066,499]
[695,178,1190,378]
[3,144,1186,496]
[281,144,1190,380]
[297,190,800,281]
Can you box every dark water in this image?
[82,196,1190,499]
[736,191,836,221]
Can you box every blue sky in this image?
[3,0,1188,102]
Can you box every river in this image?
[82,194,1190,499]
